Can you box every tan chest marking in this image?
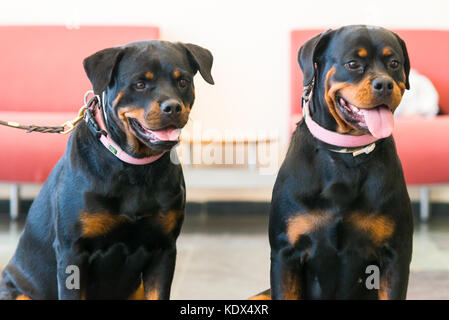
[347,213,395,244]
[158,210,183,234]
[79,212,128,238]
[286,211,333,244]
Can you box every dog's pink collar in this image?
[85,93,165,165]
[303,91,379,148]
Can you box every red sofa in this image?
[0,26,159,218]
[290,29,449,221]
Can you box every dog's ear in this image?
[393,33,410,90]
[298,29,334,86]
[83,47,124,94]
[180,43,214,85]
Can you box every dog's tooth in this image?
[339,98,346,106]
[349,104,359,112]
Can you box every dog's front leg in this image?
[270,247,305,300]
[142,246,177,300]
[54,242,88,300]
[378,244,412,300]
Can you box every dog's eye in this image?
[389,60,400,69]
[178,79,188,89]
[133,81,146,91]
[345,61,362,70]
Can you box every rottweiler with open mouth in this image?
[253,25,413,300]
[0,40,214,299]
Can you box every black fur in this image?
[0,40,213,299]
[269,25,413,300]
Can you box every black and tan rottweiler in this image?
[0,40,214,300]
[255,25,413,300]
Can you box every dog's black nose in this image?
[161,100,183,115]
[372,77,394,96]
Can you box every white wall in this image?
[1,0,449,145]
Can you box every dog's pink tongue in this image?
[152,128,181,141]
[361,107,394,138]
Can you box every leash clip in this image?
[60,105,87,135]
[61,90,102,135]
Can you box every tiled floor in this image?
[1,211,449,299]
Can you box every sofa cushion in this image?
[0,111,75,183]
[394,115,449,184]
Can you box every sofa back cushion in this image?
[0,26,159,112]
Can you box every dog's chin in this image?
[128,118,181,151]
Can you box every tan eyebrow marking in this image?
[358,48,368,57]
[145,71,154,79]
[173,70,181,79]
[382,47,392,56]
